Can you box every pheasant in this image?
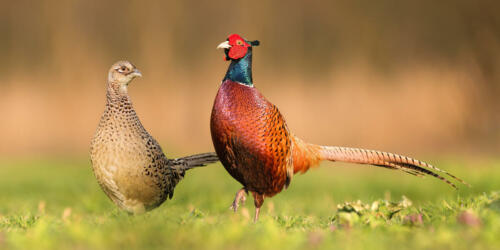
[90,61,219,214]
[210,34,468,221]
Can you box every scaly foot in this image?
[254,207,260,222]
[230,188,247,212]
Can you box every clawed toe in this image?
[230,188,247,212]
[230,201,239,212]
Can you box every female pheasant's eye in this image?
[120,66,127,72]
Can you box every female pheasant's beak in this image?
[131,69,142,78]
[217,41,231,49]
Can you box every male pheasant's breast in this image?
[212,87,284,160]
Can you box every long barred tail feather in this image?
[318,146,469,189]
[383,162,457,189]
[374,164,425,178]
[170,152,219,171]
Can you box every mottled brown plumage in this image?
[211,34,468,221]
[90,61,218,213]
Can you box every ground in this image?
[0,157,499,250]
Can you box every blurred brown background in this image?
[0,0,499,158]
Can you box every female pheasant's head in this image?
[106,61,142,96]
[217,34,260,61]
[108,61,142,86]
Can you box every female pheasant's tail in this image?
[170,152,219,171]
[317,145,469,189]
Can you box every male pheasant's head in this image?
[217,34,260,61]
[108,61,142,86]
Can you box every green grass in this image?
[0,157,499,250]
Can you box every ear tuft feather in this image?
[250,40,260,46]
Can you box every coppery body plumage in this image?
[211,79,293,199]
[211,34,468,221]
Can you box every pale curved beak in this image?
[131,69,142,78]
[217,41,231,49]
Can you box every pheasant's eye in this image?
[119,66,128,72]
[236,40,244,46]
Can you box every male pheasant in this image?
[210,34,468,221]
[90,61,219,214]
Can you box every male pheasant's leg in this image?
[230,188,247,212]
[252,192,265,222]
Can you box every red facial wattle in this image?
[227,34,251,60]
[227,46,248,60]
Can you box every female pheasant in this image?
[91,61,219,214]
[210,34,468,221]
